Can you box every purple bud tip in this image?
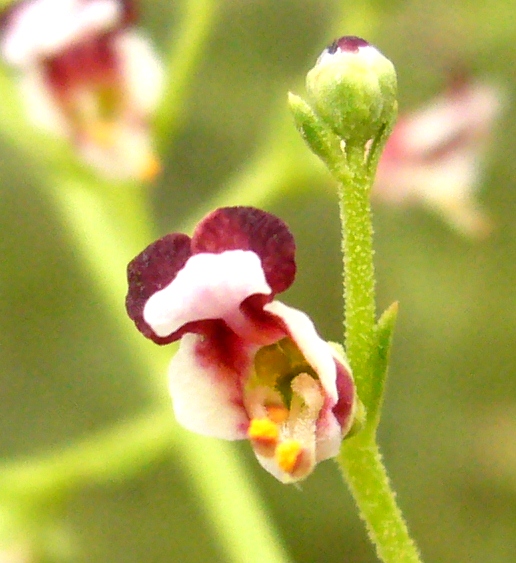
[327,36,370,55]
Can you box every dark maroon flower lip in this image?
[126,206,296,344]
[126,232,193,344]
[191,207,296,294]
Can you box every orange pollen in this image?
[265,404,290,424]
[248,418,279,445]
[139,152,162,182]
[275,440,303,474]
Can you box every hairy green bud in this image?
[306,36,397,144]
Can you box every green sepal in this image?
[364,102,398,179]
[367,301,399,430]
[288,92,342,168]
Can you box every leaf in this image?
[368,301,398,429]
[288,92,342,167]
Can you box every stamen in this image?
[291,373,324,415]
[248,418,279,445]
[275,440,303,474]
[265,404,289,424]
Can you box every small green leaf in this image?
[365,105,398,178]
[287,92,341,166]
[368,301,398,429]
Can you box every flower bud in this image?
[306,36,397,144]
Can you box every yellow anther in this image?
[248,418,279,445]
[275,440,303,474]
[265,404,289,424]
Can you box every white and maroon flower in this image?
[0,0,163,180]
[374,76,503,237]
[126,206,357,483]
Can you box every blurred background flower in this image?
[374,74,503,237]
[0,0,515,562]
[0,0,162,180]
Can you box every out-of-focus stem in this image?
[155,0,219,145]
[35,176,293,563]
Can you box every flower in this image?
[374,76,503,237]
[0,0,163,180]
[305,36,397,144]
[126,206,357,483]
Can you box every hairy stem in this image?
[335,142,422,562]
[336,144,376,409]
[339,433,422,563]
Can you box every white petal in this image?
[2,0,121,65]
[144,250,271,338]
[377,147,492,236]
[314,410,343,462]
[400,82,502,156]
[18,68,68,135]
[253,453,293,483]
[263,301,339,402]
[168,333,250,439]
[374,81,502,237]
[116,31,164,114]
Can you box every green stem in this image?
[176,436,291,563]
[154,0,218,145]
[0,410,178,502]
[0,408,291,563]
[334,143,422,562]
[336,144,376,409]
[45,177,174,401]
[339,433,422,563]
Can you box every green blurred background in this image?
[1,0,516,561]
